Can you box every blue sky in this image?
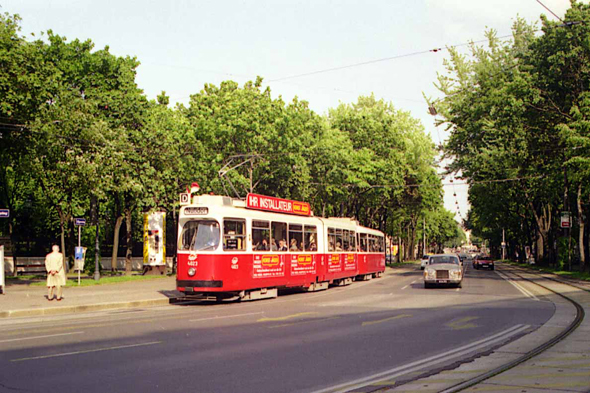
[1,0,574,223]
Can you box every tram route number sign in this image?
[179,193,190,205]
[246,193,311,216]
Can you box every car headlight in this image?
[450,270,462,278]
[188,267,196,276]
[424,269,436,279]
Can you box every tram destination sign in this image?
[184,207,209,215]
[246,193,311,216]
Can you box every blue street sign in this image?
[0,209,9,218]
[74,218,86,226]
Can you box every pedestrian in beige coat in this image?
[45,245,66,301]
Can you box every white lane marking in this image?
[312,324,530,393]
[11,341,162,362]
[0,332,84,344]
[496,270,539,301]
[189,311,264,322]
[402,280,418,290]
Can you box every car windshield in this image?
[422,255,429,259]
[478,256,492,260]
[429,256,459,265]
[179,219,220,251]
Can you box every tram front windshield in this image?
[180,220,220,251]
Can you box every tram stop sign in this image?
[0,209,9,218]
[74,218,86,226]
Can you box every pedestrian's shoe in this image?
[56,298,62,301]
[48,296,53,301]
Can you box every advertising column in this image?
[143,212,166,275]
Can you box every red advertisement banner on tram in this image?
[246,193,311,216]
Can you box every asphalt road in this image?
[0,262,554,393]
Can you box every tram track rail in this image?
[437,264,586,393]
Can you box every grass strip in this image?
[9,273,171,287]
[506,261,590,282]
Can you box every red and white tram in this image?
[176,191,385,301]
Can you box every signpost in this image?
[0,209,7,292]
[0,245,4,294]
[74,218,86,284]
[560,212,571,228]
[74,218,86,247]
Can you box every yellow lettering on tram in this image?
[261,255,280,267]
[298,254,313,266]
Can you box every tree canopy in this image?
[434,1,590,271]
[0,11,462,272]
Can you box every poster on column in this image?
[143,212,166,266]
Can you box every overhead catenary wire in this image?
[535,0,566,23]
[268,35,516,83]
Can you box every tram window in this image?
[328,227,336,252]
[350,231,357,251]
[304,225,317,252]
[288,223,303,252]
[252,220,270,251]
[369,235,376,252]
[335,228,343,251]
[342,230,350,251]
[272,221,288,252]
[223,219,246,251]
[360,233,368,252]
[378,236,384,252]
[180,219,220,251]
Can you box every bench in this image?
[16,258,47,275]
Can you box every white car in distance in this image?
[420,255,430,270]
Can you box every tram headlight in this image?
[188,267,196,277]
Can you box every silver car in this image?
[423,254,463,288]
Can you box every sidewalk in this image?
[0,275,183,318]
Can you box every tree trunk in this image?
[578,184,586,272]
[529,201,551,263]
[111,215,124,272]
[125,209,133,275]
[397,224,403,263]
[57,208,69,274]
[410,223,417,260]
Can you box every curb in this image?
[0,297,185,319]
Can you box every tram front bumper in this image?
[177,280,224,293]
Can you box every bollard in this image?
[0,245,5,294]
